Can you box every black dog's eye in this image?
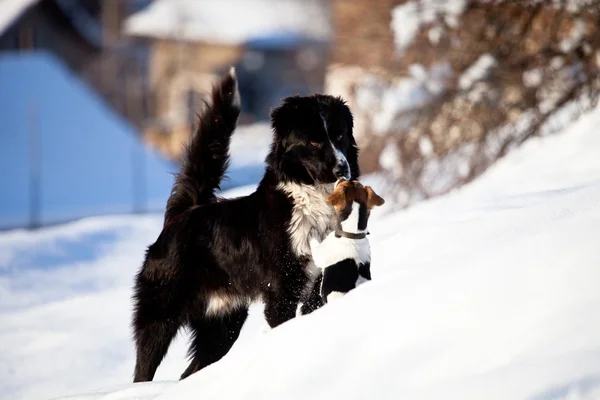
[309,141,321,148]
[336,135,343,141]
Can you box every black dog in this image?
[132,69,360,382]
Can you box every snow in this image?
[124,0,330,45]
[3,103,600,399]
[418,135,434,155]
[224,122,272,189]
[559,19,586,53]
[0,0,39,36]
[427,25,444,44]
[458,54,497,90]
[526,0,599,13]
[378,143,402,176]
[420,141,476,194]
[326,63,451,140]
[357,63,452,135]
[524,67,543,88]
[0,128,271,399]
[391,0,466,55]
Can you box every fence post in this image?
[28,101,41,229]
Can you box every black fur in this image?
[322,261,371,303]
[165,72,239,224]
[131,72,359,382]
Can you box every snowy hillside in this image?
[2,103,600,399]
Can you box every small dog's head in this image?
[326,180,385,212]
[326,180,384,233]
[267,95,360,185]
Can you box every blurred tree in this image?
[328,0,600,206]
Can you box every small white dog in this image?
[311,180,384,303]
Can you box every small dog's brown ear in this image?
[327,185,348,212]
[365,186,385,209]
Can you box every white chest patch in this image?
[278,182,335,257]
[311,232,371,269]
[341,203,362,234]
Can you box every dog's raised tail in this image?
[165,68,241,224]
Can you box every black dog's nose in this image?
[334,162,350,179]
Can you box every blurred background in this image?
[1,0,599,229]
[2,2,600,399]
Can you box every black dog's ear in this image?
[270,96,301,140]
[270,103,286,136]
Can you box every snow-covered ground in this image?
[2,102,600,399]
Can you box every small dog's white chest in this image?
[311,234,371,269]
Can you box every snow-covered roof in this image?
[124,0,330,45]
[0,0,40,36]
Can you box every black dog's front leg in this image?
[265,290,301,328]
[264,265,307,327]
[300,272,324,315]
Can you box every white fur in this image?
[278,182,335,296]
[340,203,364,234]
[205,293,248,317]
[313,202,370,268]
[333,146,350,180]
[301,260,322,297]
[312,233,371,269]
[305,260,321,281]
[327,291,345,302]
[229,66,241,109]
[277,182,335,257]
[356,275,369,286]
[321,110,350,180]
[320,111,329,135]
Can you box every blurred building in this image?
[0,0,176,230]
[0,0,152,128]
[124,0,330,159]
[0,51,175,230]
[0,0,153,131]
[0,0,101,71]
